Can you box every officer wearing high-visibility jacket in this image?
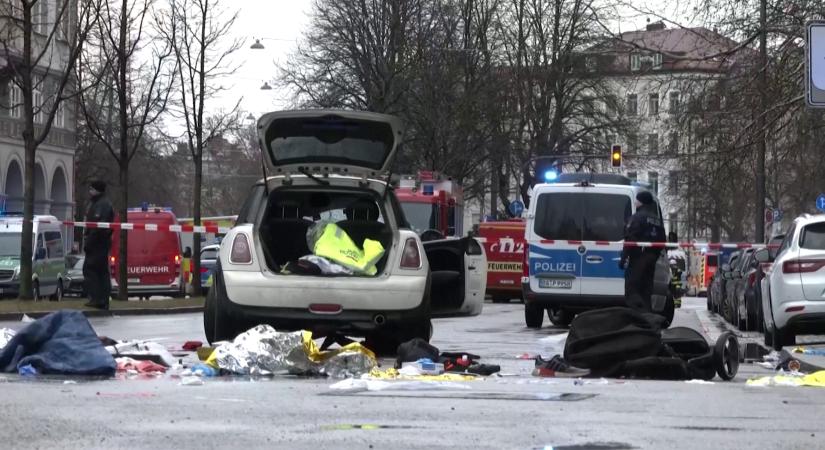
[620,191,666,312]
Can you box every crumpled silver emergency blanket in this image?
[212,326,315,376]
[319,349,376,379]
[0,328,15,350]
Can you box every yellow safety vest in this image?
[313,223,385,275]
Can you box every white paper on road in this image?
[180,376,204,386]
[685,379,715,385]
[329,378,472,392]
[0,328,15,349]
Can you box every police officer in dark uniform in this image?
[83,181,114,309]
[620,191,666,312]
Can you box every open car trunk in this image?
[258,188,394,276]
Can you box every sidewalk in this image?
[0,297,204,321]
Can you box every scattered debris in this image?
[793,347,825,357]
[116,357,167,374]
[747,370,825,388]
[105,341,177,367]
[63,380,77,385]
[18,364,37,376]
[0,328,15,350]
[0,310,116,376]
[182,341,203,351]
[21,314,34,323]
[180,376,204,386]
[685,379,715,385]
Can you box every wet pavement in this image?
[0,299,823,449]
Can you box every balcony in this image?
[0,116,76,149]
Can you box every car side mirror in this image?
[754,248,769,264]
[35,248,46,260]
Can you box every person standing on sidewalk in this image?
[620,191,666,312]
[83,181,114,310]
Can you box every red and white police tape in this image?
[37,219,231,234]
[477,237,779,250]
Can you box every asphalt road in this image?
[0,299,822,450]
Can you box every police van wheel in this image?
[524,302,544,328]
[547,308,573,328]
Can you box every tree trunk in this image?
[117,0,129,302]
[19,4,35,300]
[191,152,202,297]
[118,162,129,301]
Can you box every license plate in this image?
[539,278,573,289]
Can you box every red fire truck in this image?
[395,171,464,239]
[478,219,526,303]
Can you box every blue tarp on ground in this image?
[0,310,116,376]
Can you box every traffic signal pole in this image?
[755,0,767,243]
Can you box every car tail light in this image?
[522,244,530,278]
[230,234,253,264]
[110,256,116,265]
[400,238,421,269]
[782,259,825,274]
[785,305,805,313]
[309,303,343,314]
[174,254,181,265]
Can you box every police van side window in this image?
[534,193,582,240]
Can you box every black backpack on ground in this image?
[563,307,739,381]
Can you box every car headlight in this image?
[12,267,20,281]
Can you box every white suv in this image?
[204,110,486,351]
[760,214,825,349]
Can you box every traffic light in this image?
[611,145,622,168]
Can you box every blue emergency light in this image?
[544,170,559,182]
[422,184,435,195]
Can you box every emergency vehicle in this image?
[522,173,673,328]
[110,206,183,298]
[395,171,463,239]
[479,219,525,303]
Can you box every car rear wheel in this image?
[203,270,243,345]
[546,308,572,328]
[524,302,544,329]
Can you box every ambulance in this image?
[110,206,183,298]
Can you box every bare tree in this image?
[77,0,175,300]
[0,0,99,299]
[159,0,241,296]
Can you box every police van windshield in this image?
[0,232,22,257]
[534,193,632,241]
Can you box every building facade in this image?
[0,0,78,247]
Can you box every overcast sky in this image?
[208,0,698,123]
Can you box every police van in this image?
[0,214,67,300]
[522,173,672,328]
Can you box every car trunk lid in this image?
[257,110,403,177]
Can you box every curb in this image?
[0,306,203,322]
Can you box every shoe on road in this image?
[532,355,591,378]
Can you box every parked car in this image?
[204,110,487,351]
[709,250,739,317]
[729,248,757,330]
[199,244,220,295]
[760,214,825,350]
[64,256,86,297]
[748,235,785,333]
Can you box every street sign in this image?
[817,194,825,212]
[807,22,825,107]
[509,200,525,217]
[764,208,773,224]
[773,209,783,222]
